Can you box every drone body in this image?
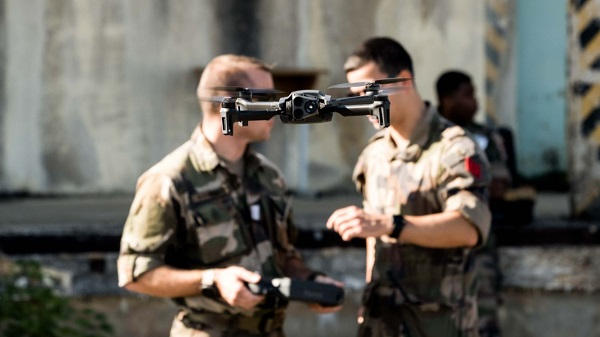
[203,78,408,135]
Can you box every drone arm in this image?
[335,103,380,116]
[236,99,282,112]
[235,110,280,121]
[235,99,282,121]
[330,96,376,106]
[220,99,283,135]
[327,98,390,127]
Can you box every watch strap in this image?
[390,214,406,239]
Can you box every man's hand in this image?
[213,266,264,310]
[326,206,393,241]
[307,275,344,313]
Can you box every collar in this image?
[189,125,261,176]
[189,125,221,172]
[385,102,437,162]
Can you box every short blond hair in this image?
[197,54,272,115]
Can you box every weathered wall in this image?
[485,0,518,131]
[515,0,568,177]
[0,0,486,194]
[568,0,600,218]
[2,0,216,193]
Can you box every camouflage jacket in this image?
[117,126,306,326]
[463,122,511,183]
[353,105,491,335]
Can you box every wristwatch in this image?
[200,269,216,290]
[390,214,406,239]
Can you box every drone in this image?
[199,78,409,135]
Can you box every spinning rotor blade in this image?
[377,87,407,95]
[328,81,370,89]
[197,96,229,103]
[209,86,285,96]
[374,77,411,84]
[328,77,412,90]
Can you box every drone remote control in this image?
[246,277,344,307]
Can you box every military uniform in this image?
[463,122,510,191]
[463,123,507,337]
[117,126,310,337]
[353,105,491,337]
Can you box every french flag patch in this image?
[465,156,481,179]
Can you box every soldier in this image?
[436,70,511,200]
[117,54,341,337]
[436,71,506,337]
[327,37,491,337]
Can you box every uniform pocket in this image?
[192,193,251,265]
[376,244,466,306]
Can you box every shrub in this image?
[0,260,114,337]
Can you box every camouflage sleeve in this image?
[274,196,303,261]
[487,130,512,182]
[352,151,367,194]
[438,136,492,247]
[117,173,178,287]
[277,203,314,280]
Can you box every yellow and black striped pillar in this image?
[569,0,600,217]
[485,0,512,122]
[574,0,600,144]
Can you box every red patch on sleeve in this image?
[465,156,481,179]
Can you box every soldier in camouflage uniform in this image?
[436,71,508,337]
[327,38,491,337]
[436,71,511,200]
[117,54,341,337]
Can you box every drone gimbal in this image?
[201,78,409,135]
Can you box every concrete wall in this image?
[516,0,568,177]
[485,0,518,129]
[0,0,486,194]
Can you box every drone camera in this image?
[292,94,319,120]
[280,90,323,123]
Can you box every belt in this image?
[181,308,286,334]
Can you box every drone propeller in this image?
[209,86,285,97]
[328,81,370,89]
[374,77,411,85]
[328,77,411,89]
[197,96,230,103]
[377,87,408,95]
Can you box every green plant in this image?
[0,260,114,337]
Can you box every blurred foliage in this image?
[0,259,114,337]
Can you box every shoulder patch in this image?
[465,156,483,179]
